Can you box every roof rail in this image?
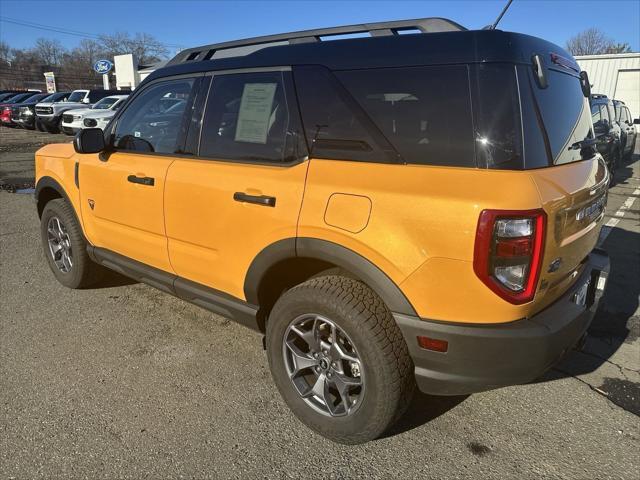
[166,17,466,66]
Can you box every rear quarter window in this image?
[336,65,476,167]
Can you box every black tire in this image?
[35,118,46,132]
[266,275,415,444]
[45,116,61,134]
[40,198,103,288]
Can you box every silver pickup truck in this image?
[35,89,125,133]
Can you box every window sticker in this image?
[234,83,277,144]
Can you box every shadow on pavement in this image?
[541,152,639,414]
[381,392,468,439]
[90,269,139,289]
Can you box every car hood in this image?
[83,110,117,119]
[35,102,54,107]
[64,108,93,117]
[58,102,86,109]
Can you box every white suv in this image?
[35,89,125,133]
[61,95,129,134]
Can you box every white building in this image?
[576,53,640,119]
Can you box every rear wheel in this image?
[40,199,103,288]
[266,275,415,444]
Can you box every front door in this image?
[164,69,309,300]
[79,77,198,272]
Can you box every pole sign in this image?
[93,59,113,75]
[43,72,56,93]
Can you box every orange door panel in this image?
[164,158,308,300]
[79,152,174,272]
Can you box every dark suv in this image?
[590,94,622,181]
[613,99,638,161]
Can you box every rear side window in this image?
[337,65,475,167]
[199,71,305,163]
[471,64,523,169]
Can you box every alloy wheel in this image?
[282,314,365,417]
[47,216,73,273]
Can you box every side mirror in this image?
[634,118,640,125]
[82,97,90,104]
[74,128,105,154]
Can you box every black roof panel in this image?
[145,29,577,84]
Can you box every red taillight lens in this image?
[473,209,546,304]
[417,336,449,353]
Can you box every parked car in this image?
[0,91,44,126]
[0,91,25,102]
[9,93,51,128]
[61,95,129,135]
[35,18,610,444]
[26,92,71,131]
[35,89,125,133]
[590,94,622,182]
[612,99,638,160]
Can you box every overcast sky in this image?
[1,0,639,57]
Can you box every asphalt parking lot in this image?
[1,126,638,479]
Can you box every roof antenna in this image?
[486,0,515,30]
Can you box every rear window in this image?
[336,66,475,167]
[518,66,594,168]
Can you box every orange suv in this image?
[35,18,610,444]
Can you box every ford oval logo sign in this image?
[93,60,113,74]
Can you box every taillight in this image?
[473,209,546,304]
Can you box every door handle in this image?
[127,175,155,186]
[233,192,276,207]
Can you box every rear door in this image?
[623,107,636,154]
[163,69,309,300]
[79,77,198,272]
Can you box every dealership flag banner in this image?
[44,72,56,93]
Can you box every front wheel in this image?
[266,275,415,444]
[40,199,103,288]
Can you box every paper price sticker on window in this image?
[235,83,277,144]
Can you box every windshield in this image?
[6,93,30,103]
[67,91,87,102]
[24,94,48,104]
[92,97,119,110]
[41,92,64,103]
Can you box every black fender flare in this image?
[35,176,82,226]
[244,237,418,316]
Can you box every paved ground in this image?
[1,127,639,479]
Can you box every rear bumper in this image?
[395,248,609,396]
